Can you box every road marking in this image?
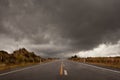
[59,62,68,76]
[80,63,120,74]
[60,62,63,76]
[64,70,68,76]
[0,66,34,76]
[0,61,58,76]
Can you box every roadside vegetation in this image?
[69,55,120,69]
[0,48,56,71]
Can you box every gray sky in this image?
[0,0,120,57]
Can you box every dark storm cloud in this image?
[33,0,120,50]
[0,0,120,57]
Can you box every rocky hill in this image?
[0,48,42,64]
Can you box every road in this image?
[0,60,120,80]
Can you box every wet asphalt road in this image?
[0,60,120,80]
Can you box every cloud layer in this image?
[78,41,120,57]
[0,0,120,57]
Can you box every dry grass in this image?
[69,57,120,69]
[0,63,39,71]
[87,62,120,69]
[0,59,56,71]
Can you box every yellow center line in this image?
[60,62,63,76]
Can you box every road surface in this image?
[0,60,120,80]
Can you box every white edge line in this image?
[0,64,42,76]
[0,61,57,76]
[80,62,120,74]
